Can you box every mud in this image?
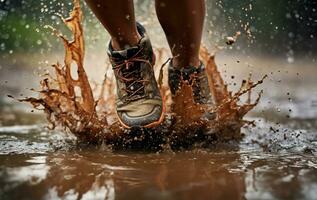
[0,125,316,200]
[18,0,266,150]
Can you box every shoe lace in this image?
[111,48,152,102]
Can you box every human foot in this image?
[168,61,215,119]
[107,23,164,128]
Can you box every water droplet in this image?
[287,57,294,64]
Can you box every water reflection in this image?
[0,151,244,199]
[243,153,317,200]
[0,150,316,200]
[44,151,246,199]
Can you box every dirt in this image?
[0,0,316,199]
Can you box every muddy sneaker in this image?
[107,23,163,128]
[168,61,215,118]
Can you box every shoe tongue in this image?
[110,45,141,61]
[111,44,145,100]
[182,66,197,80]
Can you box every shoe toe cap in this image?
[117,104,163,128]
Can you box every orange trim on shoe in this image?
[143,102,165,128]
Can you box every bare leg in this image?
[155,0,205,69]
[84,0,141,50]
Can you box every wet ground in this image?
[0,53,317,200]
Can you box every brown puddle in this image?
[20,0,266,150]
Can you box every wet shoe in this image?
[107,23,163,128]
[168,61,215,118]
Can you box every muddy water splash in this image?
[20,0,266,149]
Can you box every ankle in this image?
[172,57,200,69]
[111,33,142,50]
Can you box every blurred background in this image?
[1,0,316,56]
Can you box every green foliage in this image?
[0,0,315,55]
